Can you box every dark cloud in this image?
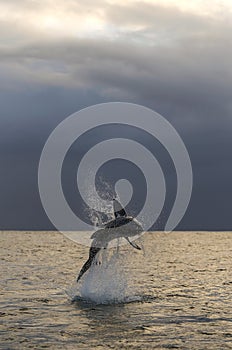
[0,1,232,230]
[1,8,231,124]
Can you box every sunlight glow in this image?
[32,13,106,38]
[0,0,231,41]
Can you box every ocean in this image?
[1,231,232,349]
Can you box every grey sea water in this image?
[0,231,232,349]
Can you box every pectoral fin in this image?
[125,237,141,250]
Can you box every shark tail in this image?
[76,247,101,282]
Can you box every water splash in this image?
[66,184,144,304]
[68,247,142,304]
[84,176,114,228]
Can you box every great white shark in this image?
[76,199,143,282]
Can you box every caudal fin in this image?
[77,247,101,282]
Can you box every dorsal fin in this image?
[113,198,127,218]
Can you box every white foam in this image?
[68,248,140,304]
[81,250,127,303]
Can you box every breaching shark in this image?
[76,199,143,282]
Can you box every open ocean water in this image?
[0,231,232,349]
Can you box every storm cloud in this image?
[0,0,231,230]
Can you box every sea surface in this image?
[0,231,232,349]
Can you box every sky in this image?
[0,0,232,230]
